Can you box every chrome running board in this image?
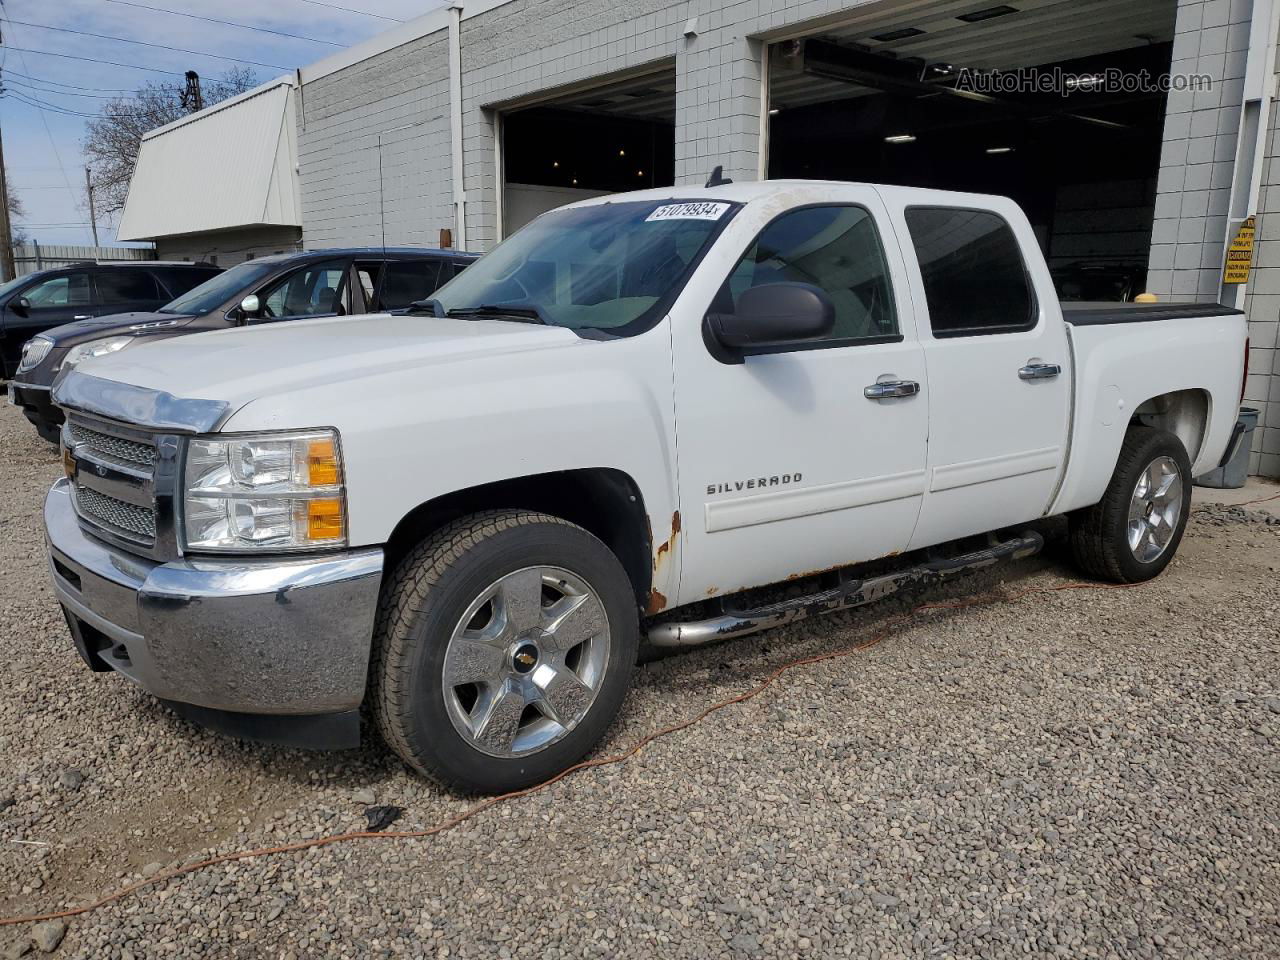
[645,531,1044,648]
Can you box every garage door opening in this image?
[766,0,1177,301]
[500,65,675,236]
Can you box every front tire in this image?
[370,510,638,793]
[1069,425,1192,583]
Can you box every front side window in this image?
[24,272,91,308]
[717,205,899,344]
[433,199,737,335]
[260,261,350,318]
[904,207,1035,337]
[379,260,444,310]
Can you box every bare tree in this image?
[82,66,258,223]
[6,184,28,246]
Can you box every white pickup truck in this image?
[44,180,1249,793]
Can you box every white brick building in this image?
[138,0,1280,476]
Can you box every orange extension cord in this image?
[1,577,1156,929]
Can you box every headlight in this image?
[63,336,133,369]
[17,336,52,373]
[182,429,347,552]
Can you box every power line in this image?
[0,68,138,93]
[0,44,200,76]
[102,0,344,47]
[291,0,404,22]
[4,17,292,71]
[3,77,131,100]
[3,90,152,119]
[0,8,79,226]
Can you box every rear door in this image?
[888,200,1071,549]
[376,258,447,311]
[93,269,166,316]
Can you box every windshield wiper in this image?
[446,303,547,324]
[406,298,445,317]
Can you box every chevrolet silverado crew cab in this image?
[12,247,476,443]
[43,181,1248,794]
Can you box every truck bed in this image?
[1062,302,1244,326]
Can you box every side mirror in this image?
[10,296,30,318]
[706,283,835,356]
[239,294,260,315]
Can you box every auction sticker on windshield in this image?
[645,202,731,222]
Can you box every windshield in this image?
[159,260,279,315]
[0,274,30,301]
[432,199,738,335]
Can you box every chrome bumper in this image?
[44,478,384,718]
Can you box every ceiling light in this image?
[957,5,1018,23]
[552,161,559,167]
[885,134,917,144]
[618,149,626,157]
[986,146,1013,154]
[768,107,781,115]
[870,27,925,42]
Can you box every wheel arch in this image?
[1129,387,1211,465]
[382,468,654,612]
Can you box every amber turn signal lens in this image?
[306,438,340,487]
[306,498,344,541]
[62,445,75,480]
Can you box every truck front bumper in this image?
[44,479,384,749]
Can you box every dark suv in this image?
[0,260,221,379]
[10,247,477,442]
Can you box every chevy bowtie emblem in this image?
[95,464,108,477]
[515,652,536,666]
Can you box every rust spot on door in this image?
[651,511,683,572]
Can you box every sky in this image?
[0,0,433,247]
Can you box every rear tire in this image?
[370,510,638,794]
[1069,425,1192,583]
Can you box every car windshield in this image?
[159,260,279,315]
[0,274,30,301]
[432,199,738,334]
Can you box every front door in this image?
[890,203,1072,550]
[1,270,94,377]
[670,189,930,604]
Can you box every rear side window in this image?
[904,207,1035,337]
[96,270,162,305]
[717,205,898,345]
[379,260,444,310]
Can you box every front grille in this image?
[68,422,156,470]
[74,483,157,543]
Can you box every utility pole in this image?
[181,71,204,113]
[0,49,14,281]
[0,125,16,282]
[84,168,99,247]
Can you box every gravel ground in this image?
[2,396,1279,959]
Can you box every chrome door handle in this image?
[1019,362,1061,381]
[864,379,920,400]
[73,315,92,320]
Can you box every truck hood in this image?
[72,312,583,411]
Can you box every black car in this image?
[0,260,221,380]
[10,247,477,442]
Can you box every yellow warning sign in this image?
[1224,215,1256,284]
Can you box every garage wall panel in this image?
[1148,0,1249,304]
[155,226,303,266]
[297,32,454,250]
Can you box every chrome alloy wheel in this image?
[1128,455,1183,564]
[442,566,610,758]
